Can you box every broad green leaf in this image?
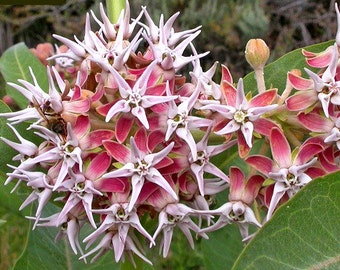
[0,42,48,109]
[0,172,31,270]
[201,224,244,270]
[243,40,334,93]
[232,172,340,270]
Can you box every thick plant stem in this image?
[106,0,126,23]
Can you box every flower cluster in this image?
[1,0,340,266]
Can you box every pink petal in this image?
[270,128,291,168]
[134,128,148,153]
[221,64,233,84]
[73,115,90,138]
[253,118,279,137]
[302,49,317,57]
[249,89,277,108]
[145,83,166,96]
[116,114,134,144]
[103,140,130,164]
[237,129,251,158]
[221,80,236,106]
[63,98,91,113]
[95,177,128,193]
[154,156,173,169]
[305,46,333,68]
[80,130,115,150]
[295,141,324,165]
[285,90,317,111]
[287,72,313,90]
[297,112,333,132]
[85,152,111,180]
[245,155,274,176]
[242,174,265,205]
[96,101,114,117]
[228,167,245,201]
[148,130,166,152]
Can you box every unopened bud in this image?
[245,39,270,69]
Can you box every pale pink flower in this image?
[246,127,324,220]
[201,78,277,153]
[199,167,264,240]
[103,136,177,212]
[81,202,153,265]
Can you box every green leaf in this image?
[0,42,48,109]
[243,40,334,93]
[0,171,31,270]
[232,172,340,270]
[201,224,244,269]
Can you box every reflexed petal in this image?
[245,155,274,176]
[288,72,313,90]
[286,90,317,111]
[249,89,277,107]
[116,114,134,144]
[243,175,265,205]
[81,130,115,150]
[305,45,333,68]
[270,128,291,168]
[103,140,130,163]
[228,167,245,201]
[85,152,111,180]
[221,64,233,84]
[297,112,333,132]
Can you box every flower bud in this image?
[245,38,270,69]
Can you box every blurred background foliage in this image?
[0,0,338,269]
[0,0,338,78]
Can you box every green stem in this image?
[254,67,266,94]
[106,0,126,23]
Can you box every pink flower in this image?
[246,127,324,220]
[189,126,236,196]
[103,134,177,212]
[287,44,340,117]
[142,7,207,71]
[199,167,264,240]
[165,81,213,160]
[104,61,177,130]
[81,202,153,264]
[146,187,208,258]
[201,78,277,156]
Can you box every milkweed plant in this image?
[0,0,340,268]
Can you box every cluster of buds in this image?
[1,0,340,266]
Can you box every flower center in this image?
[128,92,142,107]
[285,172,298,186]
[234,110,247,123]
[135,159,150,176]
